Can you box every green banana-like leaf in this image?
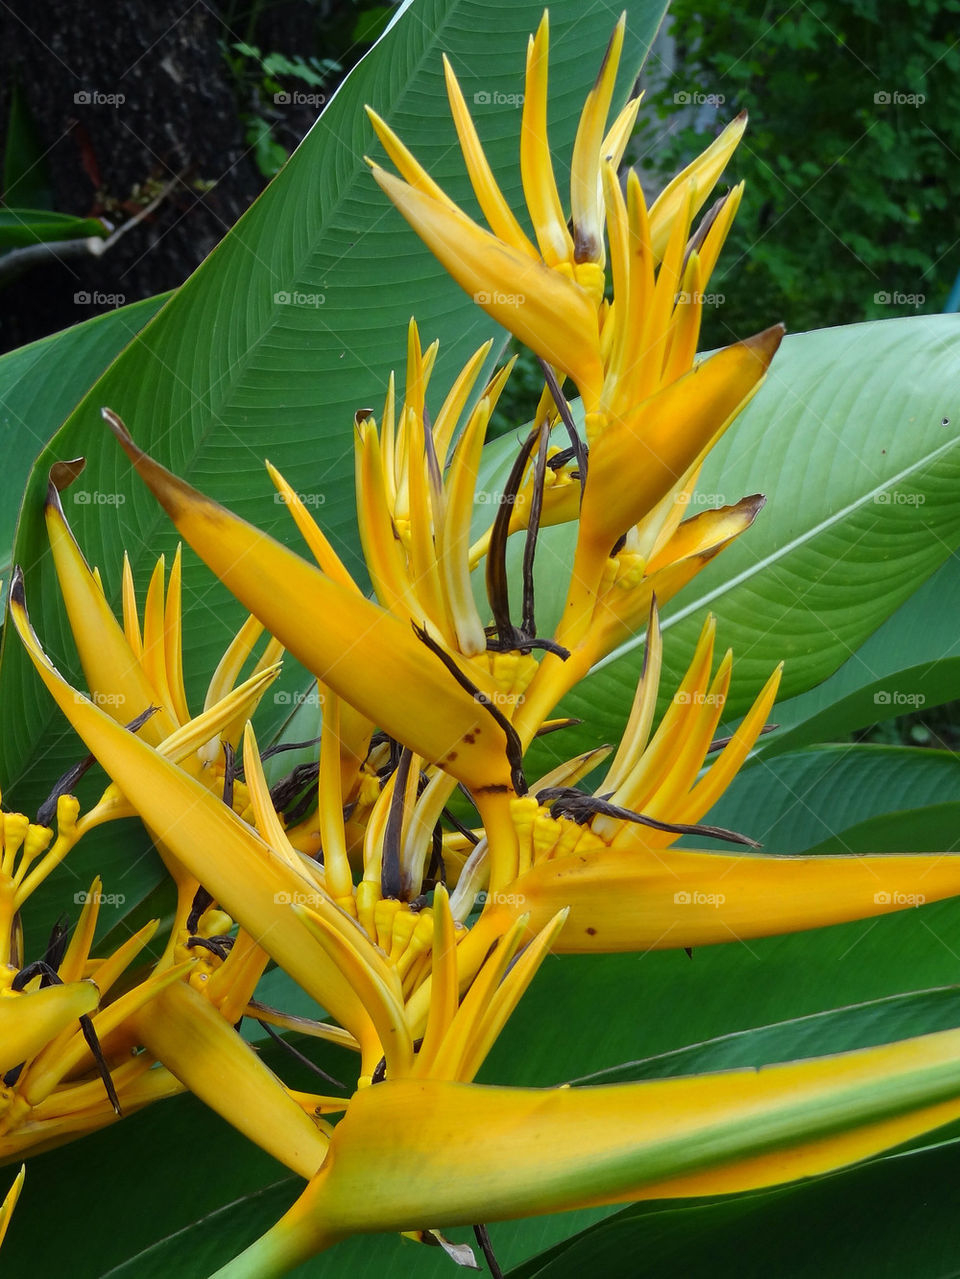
[756,553,960,757]
[0,295,166,580]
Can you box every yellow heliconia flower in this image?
[369,10,782,691]
[101,410,525,814]
[368,11,749,416]
[0,875,186,1163]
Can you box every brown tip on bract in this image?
[744,323,786,368]
[9,565,25,608]
[48,458,86,496]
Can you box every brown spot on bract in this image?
[445,751,458,762]
[586,926,597,935]
[464,732,476,744]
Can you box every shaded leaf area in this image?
[508,1135,960,1279]
[0,294,166,579]
[757,553,960,758]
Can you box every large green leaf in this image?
[507,1135,960,1279]
[757,552,960,757]
[0,0,665,956]
[555,316,960,753]
[0,295,167,579]
[700,742,960,854]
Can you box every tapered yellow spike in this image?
[267,461,358,590]
[411,885,460,1076]
[436,396,490,656]
[521,14,575,267]
[370,165,604,404]
[570,14,625,266]
[164,546,191,725]
[600,602,662,793]
[121,552,143,658]
[141,555,178,724]
[648,111,747,261]
[44,483,173,744]
[100,416,518,794]
[0,982,100,1076]
[441,56,538,259]
[431,338,494,467]
[0,1165,24,1250]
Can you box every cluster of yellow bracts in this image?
[4,14,960,1278]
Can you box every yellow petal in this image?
[648,111,747,261]
[0,1165,24,1250]
[0,982,99,1074]
[44,481,173,744]
[495,843,960,953]
[100,415,518,794]
[570,16,625,265]
[520,13,575,266]
[441,57,538,260]
[134,979,330,1179]
[369,166,604,403]
[213,1025,960,1276]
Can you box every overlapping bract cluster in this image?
[5,13,960,1279]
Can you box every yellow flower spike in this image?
[315,693,358,906]
[120,552,142,656]
[570,15,627,266]
[266,461,357,592]
[56,877,102,982]
[101,414,521,796]
[690,180,744,287]
[436,393,492,656]
[213,1022,960,1279]
[19,959,194,1109]
[44,477,174,745]
[0,1165,24,1250]
[132,979,330,1179]
[0,982,99,1075]
[441,56,537,260]
[412,885,463,1078]
[520,13,575,269]
[479,841,960,955]
[9,575,386,1057]
[560,323,784,648]
[291,903,414,1081]
[369,164,605,399]
[162,546,190,725]
[647,109,748,262]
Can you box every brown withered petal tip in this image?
[48,458,86,496]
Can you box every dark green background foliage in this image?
[631,0,960,344]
